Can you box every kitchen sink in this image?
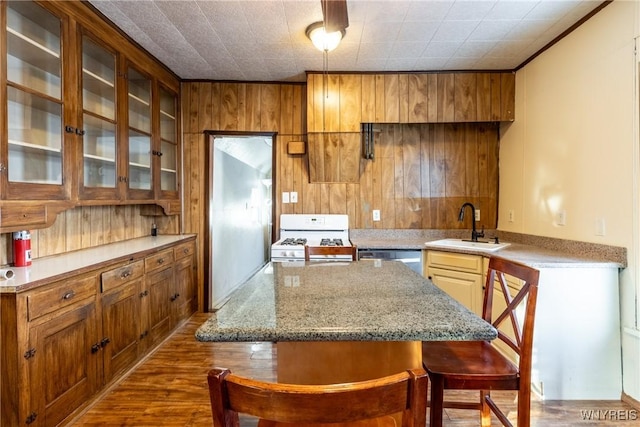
[425,239,510,252]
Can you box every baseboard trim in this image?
[622,392,640,410]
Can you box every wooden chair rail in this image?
[207,367,428,427]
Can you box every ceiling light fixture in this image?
[305,22,345,52]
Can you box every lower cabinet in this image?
[425,249,623,400]
[100,260,145,383]
[27,286,101,427]
[1,237,197,427]
[142,258,174,351]
[425,250,484,315]
[172,240,197,325]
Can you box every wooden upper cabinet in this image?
[1,0,181,224]
[307,73,360,132]
[78,32,120,200]
[306,71,515,130]
[308,132,360,183]
[2,1,71,200]
[500,72,516,121]
[339,74,362,132]
[125,64,154,200]
[157,85,179,199]
[454,73,477,122]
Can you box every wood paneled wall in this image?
[0,205,179,265]
[181,80,499,289]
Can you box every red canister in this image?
[13,230,32,267]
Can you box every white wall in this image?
[499,0,640,401]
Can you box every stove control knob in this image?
[288,251,295,257]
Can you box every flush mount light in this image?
[305,21,345,52]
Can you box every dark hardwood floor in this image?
[69,313,637,426]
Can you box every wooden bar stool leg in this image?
[518,387,531,427]
[429,375,445,427]
[480,390,491,427]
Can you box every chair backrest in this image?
[207,367,428,427]
[482,256,540,380]
[304,245,358,261]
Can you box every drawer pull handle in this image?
[183,248,189,254]
[157,258,164,264]
[120,270,132,279]
[62,291,75,300]
[25,412,38,424]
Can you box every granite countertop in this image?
[0,234,196,293]
[195,260,497,343]
[350,229,626,269]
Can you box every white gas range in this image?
[271,214,352,263]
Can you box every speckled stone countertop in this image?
[195,261,497,343]
[351,229,626,269]
[0,235,196,293]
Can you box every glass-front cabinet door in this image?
[158,85,178,198]
[79,33,118,199]
[126,66,153,198]
[3,1,68,199]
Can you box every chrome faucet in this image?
[458,202,484,242]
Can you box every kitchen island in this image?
[196,260,495,386]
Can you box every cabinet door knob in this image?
[91,343,101,353]
[101,337,111,347]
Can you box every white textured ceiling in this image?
[88,0,606,82]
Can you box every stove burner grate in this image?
[320,238,343,246]
[281,238,307,246]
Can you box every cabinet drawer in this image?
[1,205,47,228]
[101,260,145,292]
[483,258,523,290]
[27,275,97,321]
[426,250,483,274]
[174,241,195,261]
[145,249,174,272]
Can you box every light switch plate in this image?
[373,210,381,221]
[282,192,290,203]
[290,192,298,203]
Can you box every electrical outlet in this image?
[282,192,290,204]
[290,192,298,203]
[373,210,381,221]
[508,210,515,223]
[557,210,566,226]
[475,209,480,221]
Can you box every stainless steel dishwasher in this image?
[357,249,423,275]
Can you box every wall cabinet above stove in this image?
[306,72,515,132]
[0,0,181,232]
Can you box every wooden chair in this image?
[207,367,428,427]
[422,256,540,427]
[304,245,358,261]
